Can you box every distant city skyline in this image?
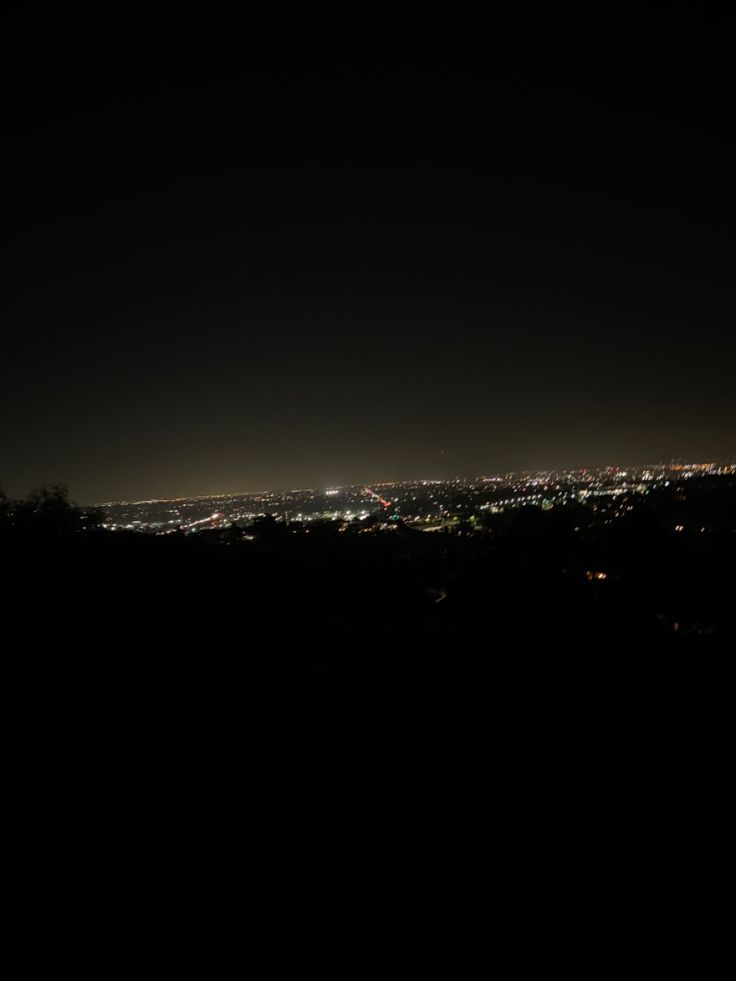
[80,458,736,507]
[95,461,735,535]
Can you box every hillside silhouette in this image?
[2,477,734,708]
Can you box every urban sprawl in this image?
[99,462,735,535]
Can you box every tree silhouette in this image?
[0,487,9,529]
[10,484,103,535]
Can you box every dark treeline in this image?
[2,478,735,709]
[1,484,102,535]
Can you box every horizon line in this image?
[92,459,731,508]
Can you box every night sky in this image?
[3,6,735,503]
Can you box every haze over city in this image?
[4,8,734,504]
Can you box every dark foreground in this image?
[2,476,734,713]
[3,481,731,916]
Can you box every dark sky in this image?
[3,5,735,503]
